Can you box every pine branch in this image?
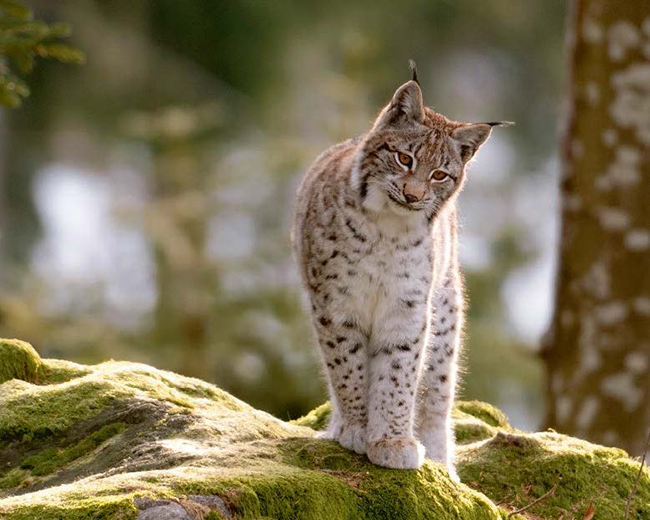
[0,0,84,107]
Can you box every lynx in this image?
[292,63,506,479]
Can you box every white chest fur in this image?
[344,209,436,332]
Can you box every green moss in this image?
[283,437,367,471]
[2,497,138,520]
[454,401,510,429]
[458,432,650,519]
[0,355,241,443]
[20,423,126,476]
[0,379,130,441]
[170,462,502,520]
[273,438,503,519]
[0,338,648,520]
[20,447,59,475]
[291,402,331,431]
[0,340,41,384]
[454,419,497,445]
[235,469,362,519]
[37,358,91,384]
[0,469,29,490]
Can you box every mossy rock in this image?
[0,339,648,519]
[0,340,41,385]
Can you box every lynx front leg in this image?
[366,303,427,469]
[313,312,369,455]
[417,273,463,481]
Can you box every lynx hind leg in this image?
[316,383,363,456]
[313,313,369,455]
[417,274,463,481]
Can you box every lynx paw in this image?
[316,411,343,440]
[366,437,424,469]
[316,430,335,440]
[337,423,366,454]
[317,422,366,455]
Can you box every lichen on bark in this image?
[545,0,650,456]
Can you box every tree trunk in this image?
[544,0,650,456]
[149,140,211,380]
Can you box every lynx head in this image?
[356,63,509,221]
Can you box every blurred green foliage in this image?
[0,0,83,107]
[0,0,566,426]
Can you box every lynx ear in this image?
[451,123,493,162]
[373,80,425,129]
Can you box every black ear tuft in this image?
[408,59,419,85]
[481,121,515,127]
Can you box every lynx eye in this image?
[395,152,413,168]
[431,170,449,182]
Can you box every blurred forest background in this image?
[0,0,569,429]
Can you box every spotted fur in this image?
[291,75,495,478]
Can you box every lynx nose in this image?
[403,183,425,203]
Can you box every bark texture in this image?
[545,0,650,456]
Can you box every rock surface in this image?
[0,338,648,519]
